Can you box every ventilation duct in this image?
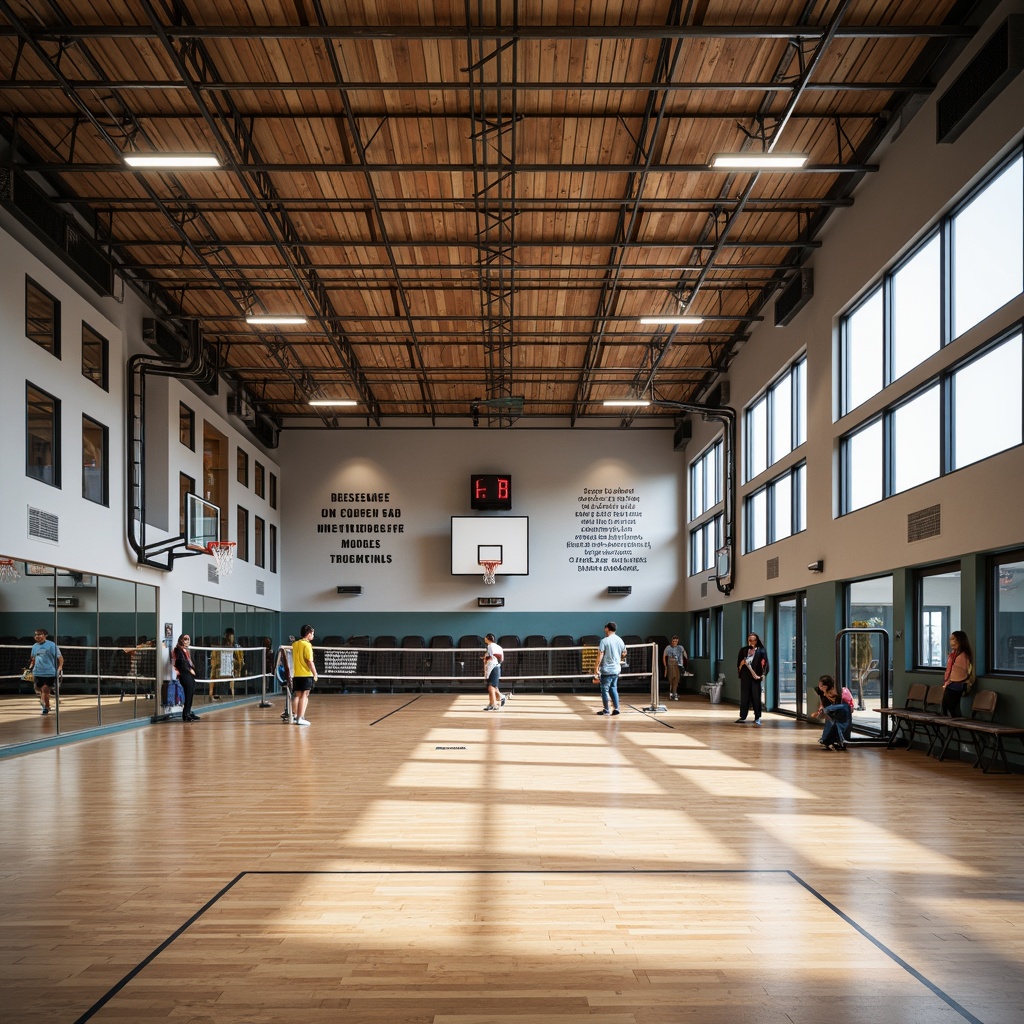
[774,269,814,326]
[936,16,1023,144]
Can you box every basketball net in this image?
[207,541,237,577]
[480,559,500,585]
[0,558,20,583]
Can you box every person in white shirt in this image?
[482,633,506,711]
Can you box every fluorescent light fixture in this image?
[639,315,704,326]
[710,152,808,170]
[123,153,221,169]
[246,315,308,326]
[309,399,358,407]
[602,399,651,408]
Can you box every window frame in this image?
[744,355,807,483]
[236,505,249,562]
[179,403,195,450]
[237,447,249,487]
[81,322,109,390]
[25,277,61,357]
[25,382,61,487]
[81,414,109,506]
[254,515,266,568]
[913,563,961,670]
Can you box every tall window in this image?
[693,611,710,658]
[690,513,723,576]
[841,332,1022,513]
[748,599,766,650]
[744,463,805,552]
[254,461,265,499]
[745,355,806,482]
[689,439,722,519]
[254,515,265,568]
[82,415,108,505]
[952,155,1023,339]
[841,148,1023,416]
[26,383,60,486]
[916,566,961,668]
[269,472,278,510]
[179,403,195,449]
[236,506,249,562]
[269,523,278,574]
[237,447,249,487]
[26,278,60,356]
[992,550,1024,672]
[81,323,109,390]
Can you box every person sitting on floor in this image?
[813,674,854,750]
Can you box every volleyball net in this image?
[282,641,659,695]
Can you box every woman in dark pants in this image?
[173,634,201,722]
[736,632,769,726]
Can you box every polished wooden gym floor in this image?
[1,692,1020,1023]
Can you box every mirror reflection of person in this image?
[173,634,201,722]
[736,632,768,726]
[210,627,244,700]
[29,628,62,716]
[662,635,688,701]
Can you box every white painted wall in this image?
[278,429,685,612]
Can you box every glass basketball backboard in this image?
[186,491,221,551]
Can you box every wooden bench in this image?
[931,691,1024,773]
[876,683,945,751]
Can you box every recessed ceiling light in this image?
[602,399,651,407]
[639,316,704,326]
[309,399,358,407]
[123,153,221,169]
[246,315,308,325]
[709,153,808,170]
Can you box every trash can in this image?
[709,681,723,704]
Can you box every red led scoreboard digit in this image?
[470,474,513,511]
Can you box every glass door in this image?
[775,593,806,715]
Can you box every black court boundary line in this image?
[368,693,422,725]
[72,868,981,1024]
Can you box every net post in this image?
[644,641,666,713]
[258,643,274,707]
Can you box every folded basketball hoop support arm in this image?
[126,323,214,571]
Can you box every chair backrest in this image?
[966,689,998,720]
[578,635,600,647]
[401,635,425,648]
[345,635,370,646]
[430,635,454,649]
[373,635,398,648]
[924,684,946,712]
[902,682,928,708]
[550,634,574,647]
[458,635,485,649]
[524,634,547,647]
[497,635,521,649]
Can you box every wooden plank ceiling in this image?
[0,1,978,431]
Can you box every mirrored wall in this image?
[0,555,158,750]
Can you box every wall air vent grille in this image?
[908,504,941,542]
[208,563,219,584]
[936,16,1023,143]
[256,580,265,596]
[700,582,708,599]
[766,556,780,580]
[27,506,59,543]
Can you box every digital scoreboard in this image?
[470,474,512,511]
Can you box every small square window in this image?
[82,323,109,390]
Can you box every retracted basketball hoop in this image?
[0,558,20,583]
[207,541,236,577]
[479,558,501,585]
